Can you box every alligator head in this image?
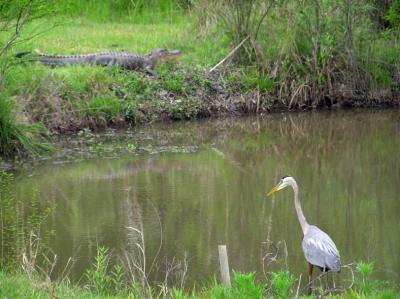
[148,48,181,65]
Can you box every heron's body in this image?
[302,225,341,272]
[267,176,341,294]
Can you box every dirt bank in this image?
[15,65,400,134]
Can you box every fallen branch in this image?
[209,35,250,73]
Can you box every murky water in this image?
[14,110,400,287]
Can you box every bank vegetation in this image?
[0,0,399,155]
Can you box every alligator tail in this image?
[15,51,32,58]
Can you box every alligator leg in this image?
[107,58,117,68]
[145,66,160,78]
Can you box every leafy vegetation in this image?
[269,271,296,298]
[386,1,400,29]
[0,98,53,157]
[0,259,398,298]
[0,0,54,157]
[2,240,395,298]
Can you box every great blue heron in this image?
[267,176,341,294]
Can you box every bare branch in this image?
[209,35,250,72]
[294,274,302,298]
[254,2,274,40]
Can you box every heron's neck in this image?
[292,181,309,234]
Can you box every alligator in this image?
[16,48,181,78]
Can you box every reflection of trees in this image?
[120,188,150,290]
[13,110,400,284]
[205,111,399,280]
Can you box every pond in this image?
[14,110,400,288]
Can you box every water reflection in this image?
[14,110,400,287]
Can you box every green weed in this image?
[227,69,274,93]
[86,97,121,123]
[269,271,296,299]
[1,263,400,298]
[229,272,265,299]
[241,71,274,93]
[355,261,374,295]
[53,0,186,23]
[84,246,113,294]
[127,143,137,151]
[110,264,125,293]
[0,97,53,157]
[170,288,185,299]
[161,73,186,94]
[386,1,400,29]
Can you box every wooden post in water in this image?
[218,245,231,286]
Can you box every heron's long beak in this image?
[266,186,278,197]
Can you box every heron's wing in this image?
[302,226,341,272]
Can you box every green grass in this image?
[227,68,275,93]
[3,245,396,299]
[0,264,398,299]
[270,271,296,298]
[51,0,190,23]
[0,10,231,143]
[14,15,228,68]
[3,61,215,131]
[0,97,53,157]
[0,271,94,299]
[0,238,398,298]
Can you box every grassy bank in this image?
[0,1,399,155]
[1,266,398,299]
[2,14,282,135]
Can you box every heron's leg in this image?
[325,272,329,291]
[331,273,336,289]
[307,263,313,295]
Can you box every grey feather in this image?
[302,225,341,272]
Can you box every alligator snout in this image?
[168,50,181,55]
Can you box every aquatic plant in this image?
[84,246,113,294]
